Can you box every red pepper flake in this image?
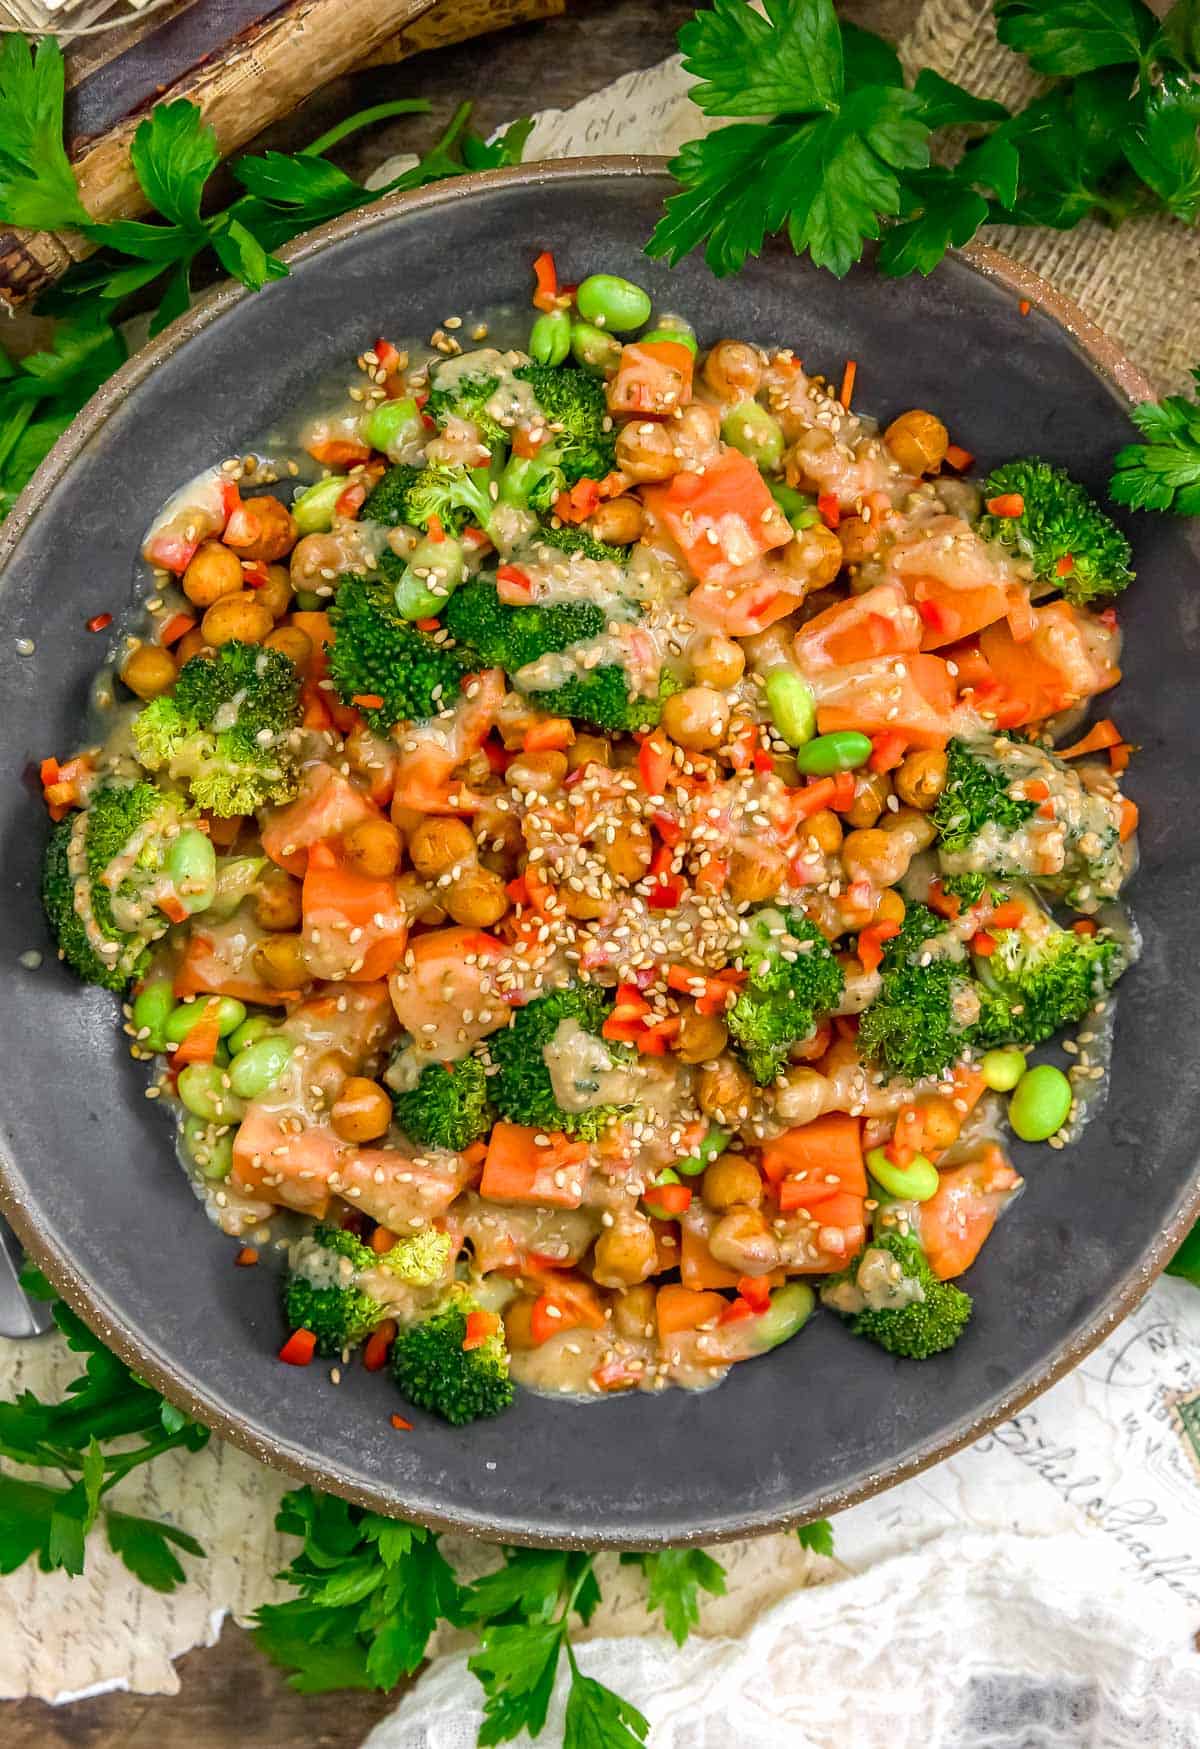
[1055,553,1075,577]
[496,563,533,594]
[1072,918,1098,937]
[817,491,840,529]
[1019,298,1032,317]
[971,930,998,958]
[752,749,775,774]
[234,1246,258,1267]
[352,693,385,709]
[87,612,112,633]
[426,514,446,544]
[415,616,442,632]
[737,1275,772,1313]
[390,1413,414,1431]
[463,1309,500,1352]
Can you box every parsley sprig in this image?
[650,0,1200,279]
[1110,367,1200,514]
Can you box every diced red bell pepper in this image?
[279,1329,318,1366]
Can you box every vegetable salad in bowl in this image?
[39,257,1139,1429]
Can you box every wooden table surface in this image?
[5,0,916,1741]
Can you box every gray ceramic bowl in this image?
[1,161,1197,1548]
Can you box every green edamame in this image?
[866,1146,941,1202]
[794,731,873,776]
[769,480,820,529]
[292,475,347,535]
[208,855,268,922]
[981,1047,1026,1092]
[182,1113,234,1181]
[165,996,246,1045]
[643,1168,682,1220]
[765,670,817,749]
[392,536,466,620]
[165,827,217,915]
[721,399,785,471]
[293,589,324,611]
[131,981,175,1052]
[676,1127,731,1176]
[229,1036,293,1100]
[576,273,652,334]
[1008,1064,1072,1142]
[358,396,420,457]
[570,321,622,374]
[177,1064,245,1125]
[229,1016,274,1055]
[529,308,571,366]
[642,325,698,356]
[750,1283,816,1351]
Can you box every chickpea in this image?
[396,873,447,925]
[408,816,477,879]
[836,515,881,565]
[252,933,309,989]
[688,632,745,690]
[342,818,402,880]
[201,591,273,647]
[612,1282,656,1340]
[175,629,209,667]
[444,865,509,928]
[507,750,568,795]
[504,1297,539,1351]
[884,409,949,476]
[696,1056,755,1121]
[918,1094,962,1154]
[183,540,244,609]
[120,642,177,700]
[562,886,607,921]
[873,887,906,927]
[676,1004,729,1065]
[567,733,611,774]
[288,532,344,591]
[590,496,644,545]
[614,418,679,484]
[702,340,762,401]
[702,1153,764,1212]
[882,805,938,852]
[330,1076,392,1143]
[263,624,314,671]
[252,563,293,620]
[593,1219,658,1288]
[473,802,524,877]
[894,748,948,811]
[708,1204,780,1274]
[308,1048,353,1108]
[662,685,730,752]
[843,808,935,887]
[784,425,836,490]
[804,809,843,855]
[774,1066,828,1128]
[253,869,303,931]
[672,401,722,468]
[599,819,653,883]
[225,494,297,562]
[780,523,843,589]
[843,770,891,829]
[728,842,788,906]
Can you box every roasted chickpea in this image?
[473,801,524,875]
[612,1282,656,1340]
[567,733,611,774]
[702,340,762,401]
[599,819,653,883]
[444,864,509,928]
[662,685,730,752]
[784,425,836,489]
[702,1153,763,1212]
[842,808,935,888]
[507,750,569,794]
[408,816,477,879]
[201,592,273,647]
[395,874,447,926]
[882,804,938,850]
[330,1076,392,1143]
[120,642,177,700]
[780,523,843,589]
[774,1066,828,1129]
[225,494,297,562]
[253,869,303,931]
[675,1004,729,1065]
[804,809,843,855]
[728,842,788,906]
[835,514,882,565]
[708,1205,780,1273]
[918,1094,962,1153]
[287,532,343,591]
[175,628,209,667]
[252,933,309,990]
[873,887,907,928]
[561,886,607,921]
[504,1297,539,1351]
[615,418,680,484]
[672,401,722,467]
[593,1219,658,1288]
[884,409,949,476]
[843,770,891,829]
[696,1056,755,1122]
[183,540,243,609]
[252,563,293,620]
[894,748,948,810]
[308,1048,353,1108]
[590,496,644,545]
[263,624,314,670]
[688,632,745,689]
[342,818,403,880]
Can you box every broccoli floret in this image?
[972,906,1125,1048]
[527,522,629,566]
[328,576,470,728]
[489,984,630,1140]
[390,1056,493,1153]
[132,642,301,816]
[378,1228,454,1287]
[727,909,845,1085]
[390,1287,513,1425]
[512,364,616,485]
[442,578,606,671]
[823,1230,972,1359]
[933,739,1037,858]
[937,872,1002,909]
[41,782,189,991]
[284,1226,387,1357]
[498,453,566,518]
[529,666,678,733]
[978,458,1133,604]
[425,367,509,455]
[858,903,979,1083]
[363,462,498,537]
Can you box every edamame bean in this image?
[643,1168,682,1220]
[165,827,217,915]
[131,980,175,1052]
[209,854,268,921]
[165,996,246,1045]
[751,1282,815,1351]
[981,1047,1026,1092]
[529,308,571,366]
[229,1035,293,1099]
[866,1146,940,1202]
[576,273,652,334]
[769,479,820,528]
[676,1127,731,1176]
[292,475,347,535]
[392,536,466,620]
[293,588,324,611]
[721,399,785,471]
[229,1016,274,1055]
[641,325,698,356]
[570,321,622,374]
[177,1063,245,1124]
[182,1113,234,1181]
[794,731,873,776]
[765,670,817,748]
[359,396,420,457]
[1008,1064,1071,1142]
